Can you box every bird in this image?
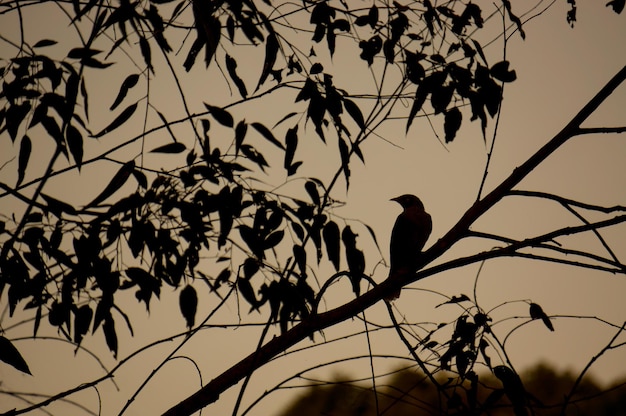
[387,194,432,298]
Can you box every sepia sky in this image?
[1,1,625,415]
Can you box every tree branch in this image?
[162,66,626,416]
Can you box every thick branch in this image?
[162,65,626,416]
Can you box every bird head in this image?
[391,194,424,210]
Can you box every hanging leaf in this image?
[66,124,83,169]
[204,103,234,127]
[74,305,93,346]
[343,98,365,129]
[110,74,140,110]
[323,220,340,270]
[256,32,279,90]
[0,336,31,375]
[85,160,135,207]
[179,285,198,329]
[92,103,138,138]
[251,122,284,149]
[225,54,248,98]
[406,82,429,133]
[304,180,320,206]
[16,135,31,187]
[132,169,147,188]
[102,314,118,358]
[284,125,299,175]
[150,142,186,153]
[338,137,350,188]
[235,120,247,155]
[444,107,462,143]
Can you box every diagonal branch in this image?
[161,65,626,416]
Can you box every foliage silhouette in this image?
[277,362,626,416]
[0,1,624,415]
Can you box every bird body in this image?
[389,194,432,278]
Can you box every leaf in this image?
[85,160,135,207]
[225,54,248,98]
[150,142,186,153]
[179,285,198,329]
[338,137,350,189]
[607,0,625,13]
[74,305,93,346]
[41,193,77,216]
[264,230,284,249]
[110,74,140,110]
[235,120,247,155]
[251,122,285,149]
[284,125,299,174]
[444,107,462,143]
[132,169,147,189]
[17,135,31,187]
[257,32,279,90]
[323,221,340,270]
[92,103,138,138]
[406,83,429,133]
[343,98,365,129]
[204,103,234,127]
[240,144,269,171]
[33,39,57,48]
[273,112,298,128]
[304,180,320,206]
[67,47,102,59]
[66,124,83,169]
[139,36,153,73]
[490,60,517,83]
[0,336,31,375]
[102,314,118,358]
[310,62,323,74]
[237,277,259,310]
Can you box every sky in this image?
[1,1,625,415]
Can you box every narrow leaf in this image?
[252,122,284,149]
[235,120,247,155]
[66,124,83,169]
[204,103,234,127]
[150,142,186,153]
[284,125,298,171]
[139,36,153,73]
[323,221,340,270]
[17,135,31,187]
[256,32,279,90]
[110,74,140,110]
[0,336,31,375]
[34,39,57,48]
[85,160,135,207]
[92,103,137,138]
[343,98,365,129]
[225,54,248,98]
[41,193,77,216]
[102,315,118,358]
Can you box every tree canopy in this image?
[0,1,625,415]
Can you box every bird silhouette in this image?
[387,194,432,298]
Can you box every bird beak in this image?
[390,196,400,202]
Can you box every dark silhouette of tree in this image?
[277,362,626,416]
[0,1,624,415]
